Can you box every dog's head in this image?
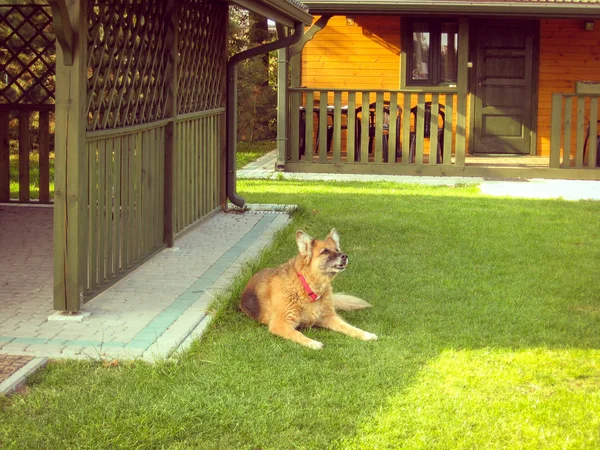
[296,228,348,276]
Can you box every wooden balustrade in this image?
[550,93,599,169]
[0,105,55,203]
[288,88,461,169]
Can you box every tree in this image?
[229,6,277,142]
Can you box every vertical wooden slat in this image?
[19,111,30,202]
[198,118,204,217]
[374,92,384,163]
[430,94,439,165]
[97,139,106,283]
[135,132,143,260]
[562,97,572,168]
[164,121,174,246]
[141,130,149,254]
[128,134,136,264]
[193,118,199,221]
[158,126,165,245]
[333,91,342,164]
[415,93,425,164]
[347,92,356,163]
[388,93,398,163]
[105,138,113,278]
[575,96,585,168]
[39,110,50,203]
[589,97,598,169]
[305,91,314,162]
[361,92,369,163]
[402,94,411,164]
[549,93,562,169]
[0,111,9,201]
[319,90,328,162]
[121,136,129,269]
[443,94,453,166]
[290,90,300,162]
[113,136,121,272]
[88,142,98,290]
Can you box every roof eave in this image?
[302,1,600,18]
[228,0,313,26]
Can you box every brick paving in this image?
[0,354,34,384]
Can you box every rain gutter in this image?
[226,21,305,208]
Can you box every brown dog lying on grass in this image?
[240,228,378,349]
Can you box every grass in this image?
[1,180,600,449]
[236,139,276,168]
[9,152,55,200]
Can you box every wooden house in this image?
[279,0,600,180]
[0,0,310,312]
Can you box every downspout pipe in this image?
[226,21,304,208]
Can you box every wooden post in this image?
[163,0,177,247]
[53,0,88,312]
[455,18,469,167]
[219,5,228,208]
[276,40,288,169]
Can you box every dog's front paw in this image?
[306,340,324,350]
[361,332,378,341]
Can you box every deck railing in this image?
[288,88,463,168]
[550,93,600,169]
[0,104,54,203]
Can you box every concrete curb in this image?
[0,357,48,396]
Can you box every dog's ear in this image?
[328,228,340,248]
[296,230,314,260]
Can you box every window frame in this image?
[402,18,458,87]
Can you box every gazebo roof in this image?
[301,0,600,17]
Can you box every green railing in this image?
[86,121,168,294]
[550,93,599,169]
[288,88,464,168]
[0,104,55,203]
[173,109,224,235]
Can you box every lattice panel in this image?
[178,0,227,115]
[0,4,55,104]
[87,0,170,131]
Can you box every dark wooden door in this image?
[473,21,536,154]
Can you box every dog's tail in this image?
[332,293,372,311]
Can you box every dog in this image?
[240,228,377,349]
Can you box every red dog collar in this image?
[297,272,321,302]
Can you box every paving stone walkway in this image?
[0,207,290,364]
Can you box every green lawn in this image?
[1,180,599,449]
[236,140,275,168]
[9,152,55,200]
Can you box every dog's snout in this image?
[340,253,348,262]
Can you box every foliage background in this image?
[229,7,279,142]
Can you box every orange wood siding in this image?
[538,19,600,157]
[302,15,401,89]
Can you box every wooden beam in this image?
[53,0,88,312]
[289,15,332,57]
[48,0,74,66]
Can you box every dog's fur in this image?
[240,228,377,349]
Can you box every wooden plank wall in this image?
[302,15,401,89]
[538,19,600,157]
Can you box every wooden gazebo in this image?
[0,0,311,313]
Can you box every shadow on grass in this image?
[1,180,599,449]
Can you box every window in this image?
[405,19,458,86]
